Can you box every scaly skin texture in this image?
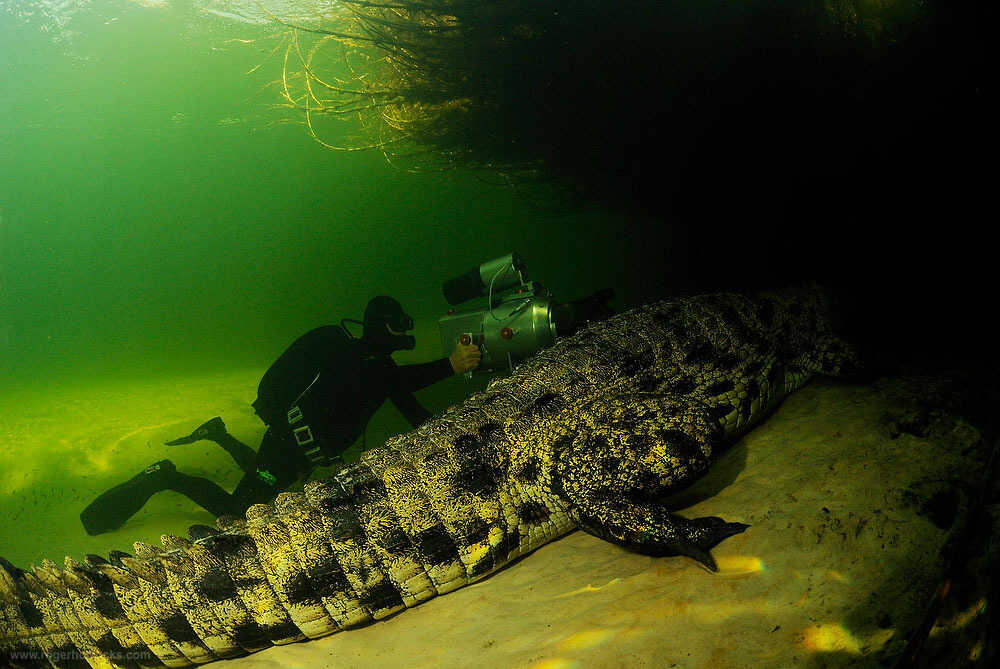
[0,284,855,668]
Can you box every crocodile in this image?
[0,283,856,668]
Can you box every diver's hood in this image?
[362,295,416,353]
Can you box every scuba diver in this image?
[79,296,481,535]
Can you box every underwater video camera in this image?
[438,253,614,373]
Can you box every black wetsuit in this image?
[240,325,452,501]
[80,325,452,534]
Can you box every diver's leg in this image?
[80,460,245,534]
[80,460,177,535]
[213,433,257,474]
[229,474,281,516]
[166,416,257,474]
[164,471,242,518]
[228,429,305,513]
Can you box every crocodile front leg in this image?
[571,499,748,571]
[551,394,748,571]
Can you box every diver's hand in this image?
[449,343,481,374]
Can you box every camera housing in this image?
[438,253,557,373]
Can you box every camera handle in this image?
[460,331,513,377]
[459,332,476,380]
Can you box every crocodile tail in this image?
[0,558,52,669]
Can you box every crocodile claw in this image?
[681,517,750,571]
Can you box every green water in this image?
[0,1,683,566]
[0,1,682,387]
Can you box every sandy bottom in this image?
[1,370,269,569]
[0,375,987,667]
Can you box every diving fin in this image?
[165,416,226,446]
[79,460,177,535]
